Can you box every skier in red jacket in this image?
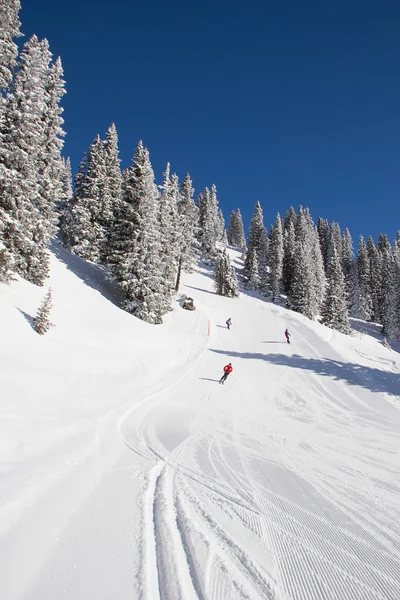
[219,363,233,385]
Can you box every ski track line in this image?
[177,475,279,600]
[252,461,400,600]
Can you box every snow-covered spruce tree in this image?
[283,206,297,233]
[317,217,330,271]
[109,141,164,323]
[282,219,296,294]
[197,184,220,261]
[0,36,53,284]
[175,172,200,291]
[321,244,351,334]
[350,236,372,320]
[380,247,400,338]
[288,240,315,317]
[58,157,73,213]
[214,249,239,297]
[291,208,325,316]
[34,288,53,334]
[217,208,227,244]
[268,213,284,301]
[227,211,235,245]
[0,239,14,282]
[245,249,261,290]
[243,201,267,284]
[341,227,354,300]
[367,236,383,322]
[102,123,122,260]
[227,209,246,249]
[0,0,22,95]
[37,54,66,234]
[327,221,342,267]
[158,164,180,309]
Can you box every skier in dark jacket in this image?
[285,328,291,344]
[219,363,233,384]
[226,318,232,330]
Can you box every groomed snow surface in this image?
[1,245,400,600]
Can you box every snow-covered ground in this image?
[1,244,400,600]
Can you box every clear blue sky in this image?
[21,0,400,243]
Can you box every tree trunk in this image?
[175,255,183,292]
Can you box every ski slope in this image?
[1,245,400,600]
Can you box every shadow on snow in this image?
[209,349,400,398]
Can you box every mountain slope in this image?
[1,245,400,600]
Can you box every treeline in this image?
[241,203,400,339]
[0,1,68,285]
[60,127,229,323]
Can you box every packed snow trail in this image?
[1,248,400,599]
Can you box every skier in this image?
[219,363,233,384]
[226,317,232,330]
[285,328,291,344]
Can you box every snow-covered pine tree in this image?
[217,208,227,244]
[243,201,267,284]
[282,219,296,294]
[197,184,220,261]
[0,36,52,284]
[58,157,73,214]
[37,53,66,241]
[321,244,351,334]
[0,239,14,282]
[175,172,200,291]
[34,287,53,334]
[268,213,284,301]
[283,206,297,232]
[327,221,342,267]
[380,247,399,338]
[214,249,239,297]
[245,249,261,291]
[233,208,246,249]
[341,227,354,300]
[227,211,235,245]
[288,240,315,317]
[102,123,122,261]
[0,0,22,94]
[367,236,383,322]
[317,217,330,270]
[350,236,372,320]
[109,141,164,323]
[158,164,180,309]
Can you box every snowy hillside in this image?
[1,245,400,600]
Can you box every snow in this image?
[1,244,400,600]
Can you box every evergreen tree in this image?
[367,236,383,322]
[0,0,22,94]
[214,249,239,297]
[350,236,372,320]
[380,248,399,338]
[321,245,351,334]
[217,208,227,244]
[243,201,266,283]
[102,123,122,260]
[268,213,284,301]
[282,219,296,294]
[227,211,235,245]
[245,249,261,291]
[283,206,297,232]
[341,227,354,298]
[228,209,246,249]
[0,239,14,282]
[197,185,219,261]
[158,164,180,308]
[34,288,53,334]
[175,172,200,291]
[0,36,53,284]
[288,240,315,317]
[109,141,164,323]
[317,217,330,270]
[327,221,342,267]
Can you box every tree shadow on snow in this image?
[51,241,124,308]
[17,308,35,330]
[209,349,400,398]
[184,284,216,296]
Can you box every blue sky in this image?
[21,0,400,243]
